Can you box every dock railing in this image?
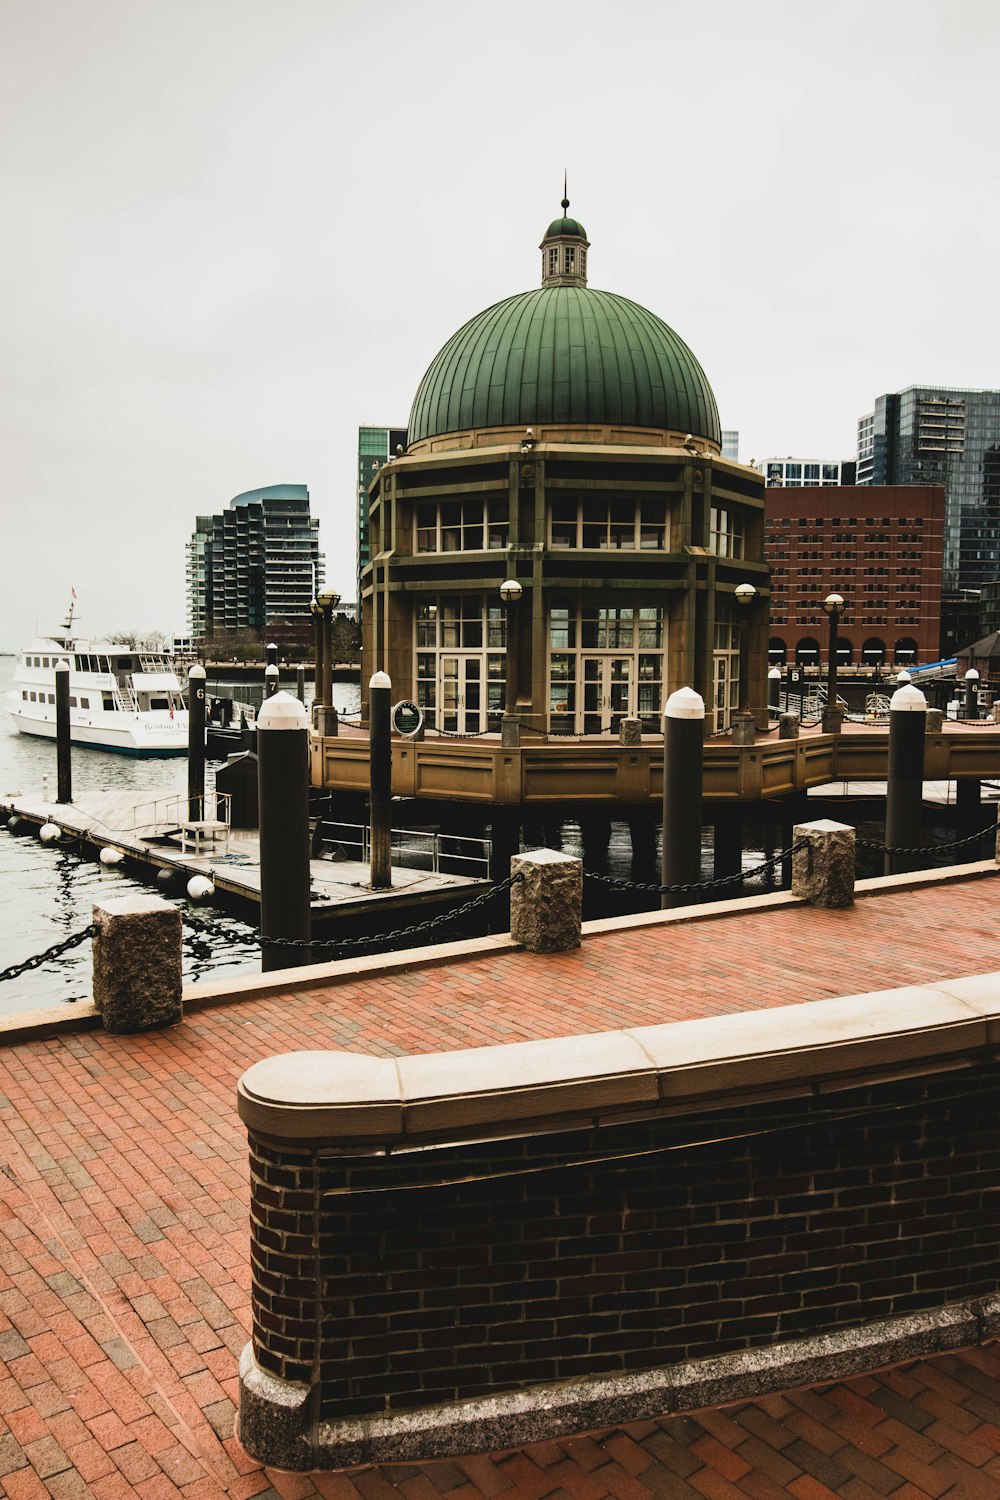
[319,818,491,877]
[132,792,232,838]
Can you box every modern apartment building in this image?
[721,430,740,462]
[764,485,944,669]
[358,426,407,611]
[757,457,857,487]
[856,387,1000,592]
[186,483,323,641]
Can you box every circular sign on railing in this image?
[391,700,424,738]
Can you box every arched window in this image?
[893,637,918,664]
[796,637,820,665]
[768,637,787,665]
[862,637,886,665]
[835,637,853,666]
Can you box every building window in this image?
[414,596,507,733]
[547,602,666,735]
[415,498,509,553]
[709,506,745,559]
[548,248,558,275]
[565,246,575,274]
[549,496,668,551]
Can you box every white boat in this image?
[6,605,189,756]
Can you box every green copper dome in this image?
[408,285,721,446]
[545,214,587,239]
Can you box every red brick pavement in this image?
[1,874,1000,1497]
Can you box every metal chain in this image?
[583,841,807,897]
[0,924,95,985]
[857,822,997,858]
[181,873,523,953]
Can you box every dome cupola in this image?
[540,179,590,287]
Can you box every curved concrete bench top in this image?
[237,971,1000,1145]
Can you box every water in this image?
[0,658,361,1016]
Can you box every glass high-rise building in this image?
[856,387,1000,592]
[358,426,407,613]
[186,483,323,641]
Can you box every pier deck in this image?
[0,789,485,919]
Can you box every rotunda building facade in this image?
[361,202,769,736]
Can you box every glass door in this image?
[440,655,485,734]
[582,656,632,734]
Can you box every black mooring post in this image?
[296,664,305,703]
[965,670,980,721]
[55,659,72,804]
[257,691,312,971]
[768,667,781,718]
[265,663,279,699]
[188,663,206,820]
[885,684,927,875]
[369,671,392,890]
[661,687,705,909]
[266,642,278,668]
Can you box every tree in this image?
[108,629,169,651]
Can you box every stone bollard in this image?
[731,711,756,746]
[791,819,856,908]
[926,708,944,733]
[619,717,642,746]
[992,703,1000,726]
[821,705,845,734]
[510,849,582,953]
[779,713,800,740]
[92,894,183,1032]
[501,715,521,748]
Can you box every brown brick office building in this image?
[764,484,944,669]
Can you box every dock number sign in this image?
[391,700,424,737]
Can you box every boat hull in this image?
[6,703,189,757]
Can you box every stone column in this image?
[791,819,856,908]
[510,849,582,952]
[92,894,183,1031]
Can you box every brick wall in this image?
[247,1062,1000,1418]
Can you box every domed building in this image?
[360,199,768,736]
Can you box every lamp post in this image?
[310,598,324,707]
[499,578,522,743]
[965,667,980,721]
[315,589,341,734]
[734,582,756,716]
[822,592,845,733]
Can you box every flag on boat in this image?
[71,587,77,599]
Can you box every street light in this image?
[822,592,845,721]
[499,579,523,720]
[734,583,756,714]
[314,590,341,711]
[965,667,980,721]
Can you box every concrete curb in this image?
[239,1296,1000,1469]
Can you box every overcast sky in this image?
[1,0,997,648]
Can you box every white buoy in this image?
[187,874,215,902]
[99,847,124,866]
[39,822,62,844]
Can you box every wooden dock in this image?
[0,789,488,929]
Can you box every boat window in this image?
[29,692,36,701]
[48,693,55,704]
[150,697,169,709]
[102,695,113,709]
[69,696,77,707]
[81,697,90,709]
[21,691,27,701]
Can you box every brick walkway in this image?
[1,873,1000,1497]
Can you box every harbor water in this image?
[0,659,361,1016]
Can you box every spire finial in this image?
[562,169,569,213]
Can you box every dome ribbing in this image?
[407,286,721,447]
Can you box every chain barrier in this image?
[182,873,523,955]
[0,924,95,986]
[857,822,998,859]
[583,841,807,898]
